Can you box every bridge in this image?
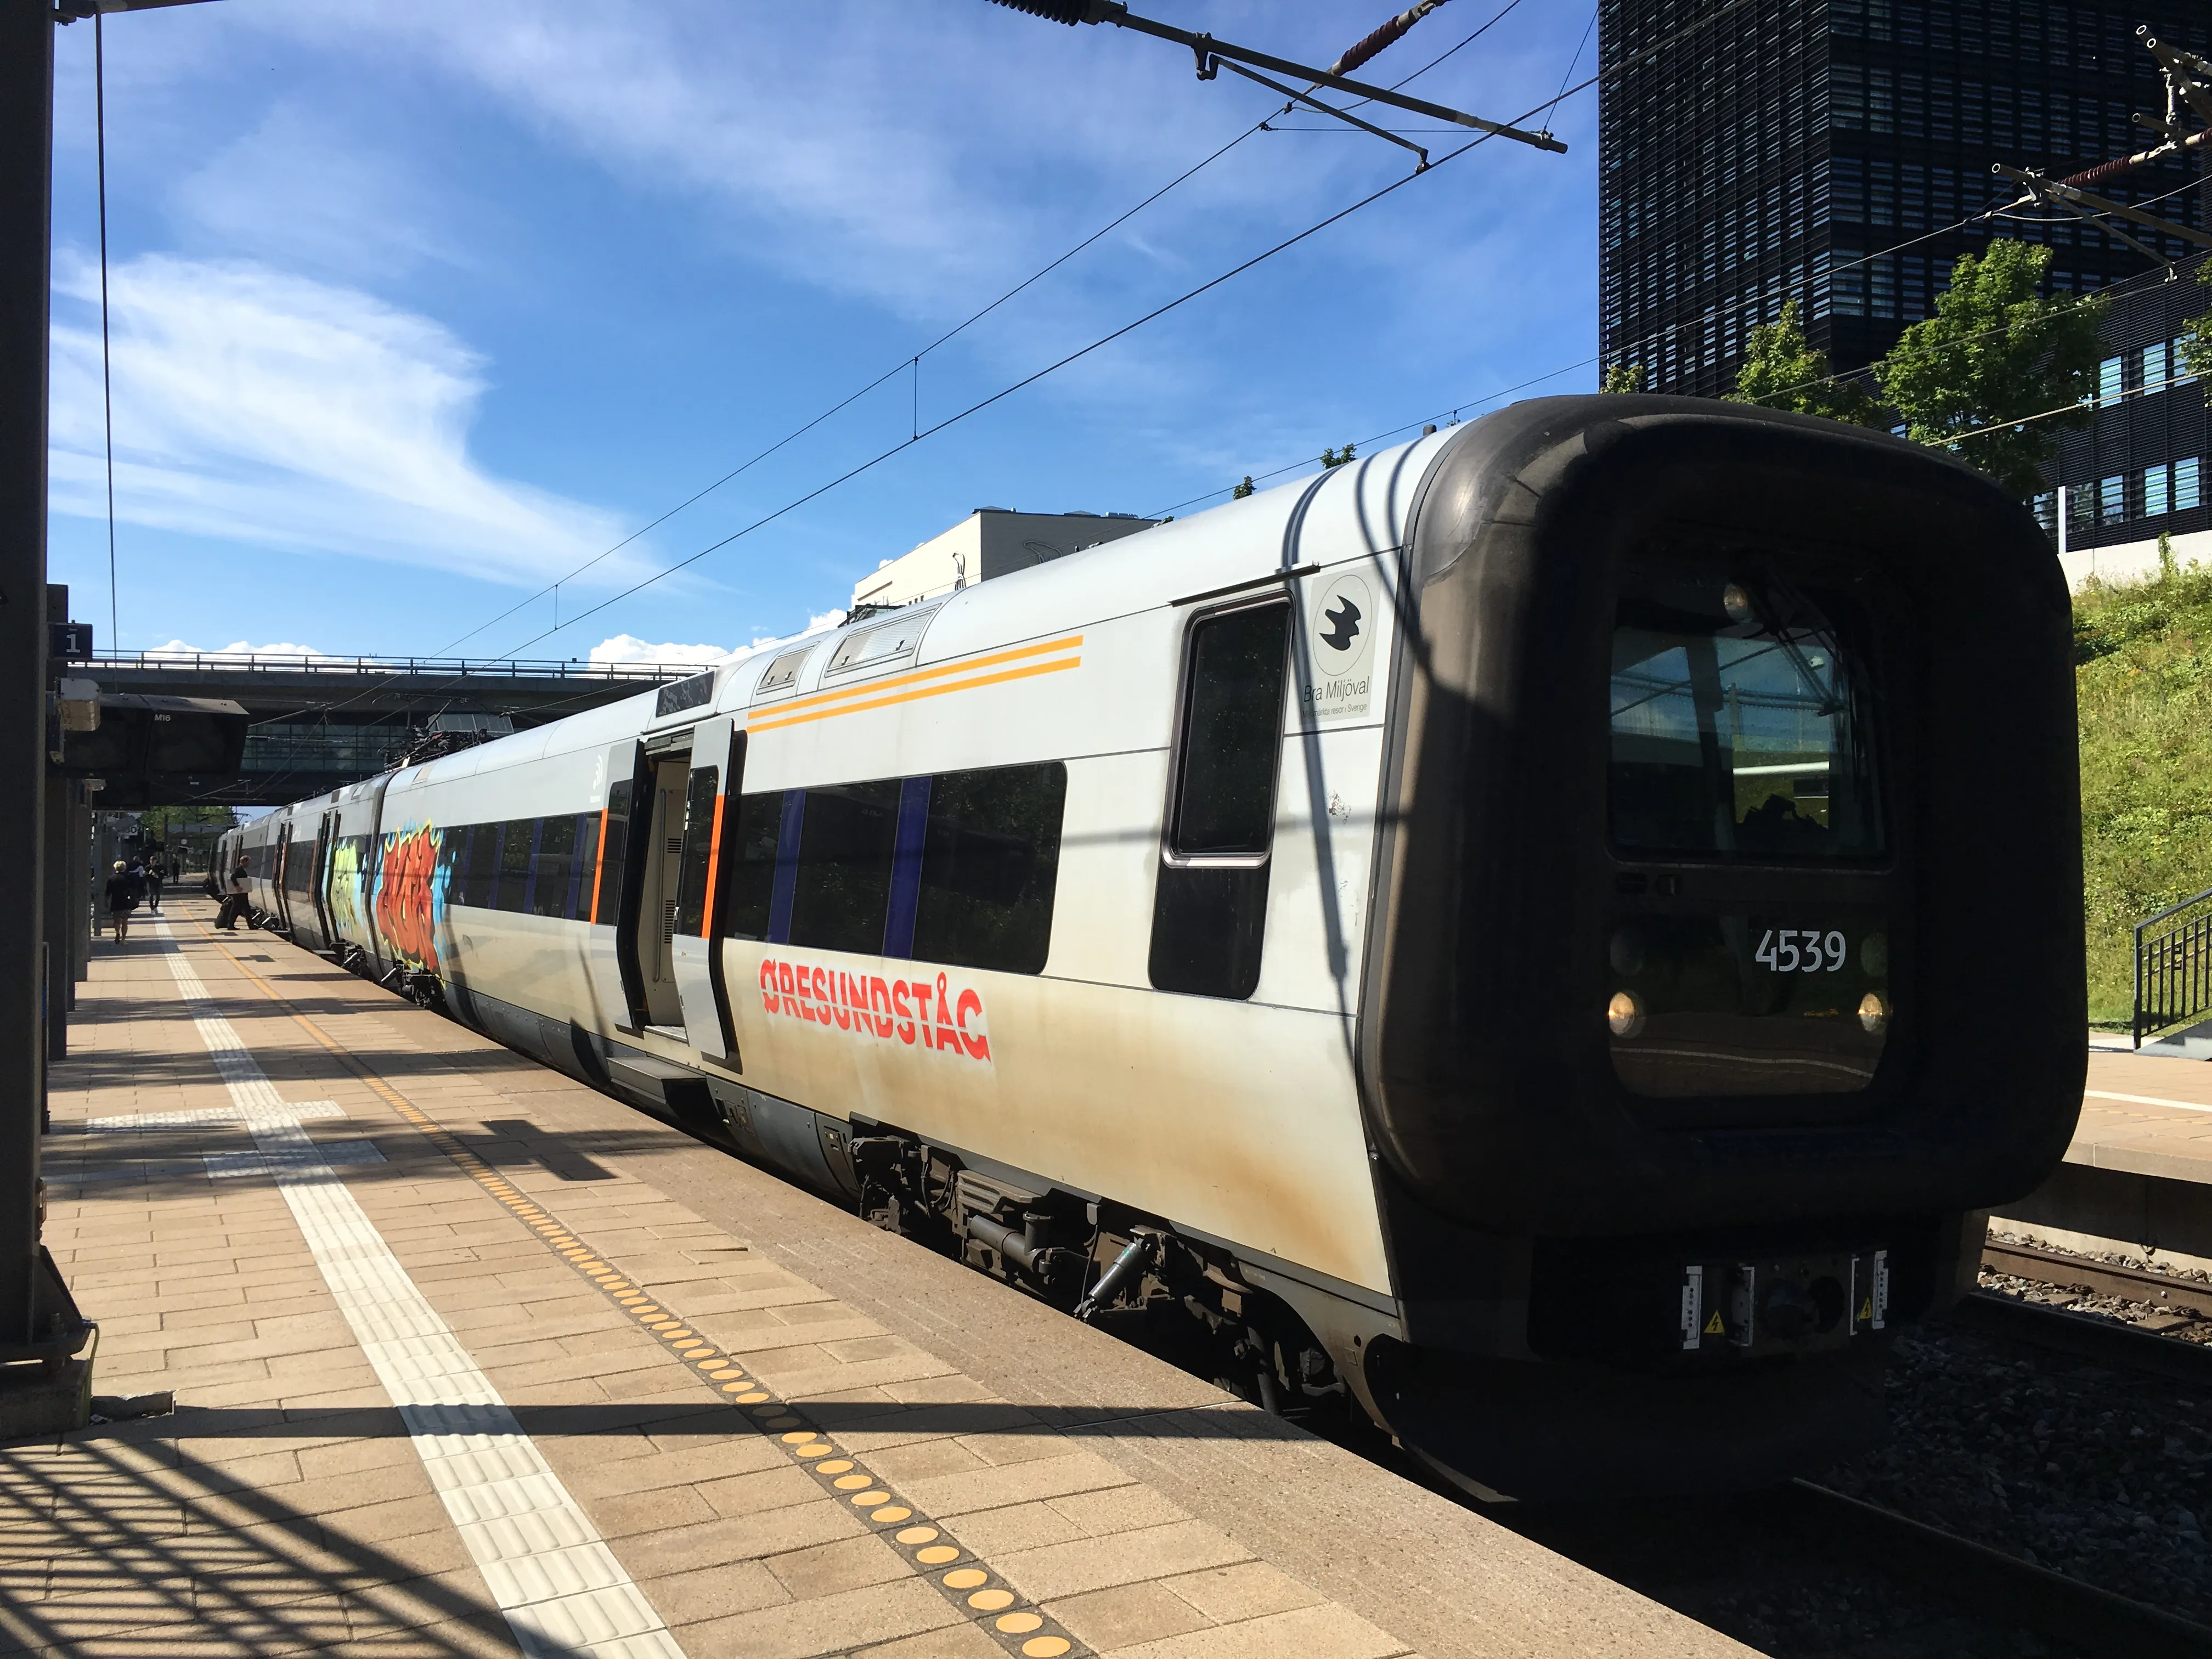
[77,650,716,805]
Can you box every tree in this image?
[1872,240,2107,499]
[1599,362,1645,394]
[1232,476,1255,499]
[1319,443,1357,468]
[1726,299,1880,425]
[2179,264,2212,381]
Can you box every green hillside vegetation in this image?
[2075,541,2212,1024]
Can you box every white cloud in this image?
[588,607,846,670]
[145,637,329,659]
[245,4,1343,371]
[586,634,738,669]
[171,102,463,282]
[48,255,631,586]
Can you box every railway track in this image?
[1494,1467,2212,1658]
[1484,1252,2212,1657]
[1785,1478,2212,1658]
[1965,1239,2212,1383]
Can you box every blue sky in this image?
[46,1,1601,667]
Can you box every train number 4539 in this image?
[1755,928,1847,973]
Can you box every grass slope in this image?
[2073,549,2212,1024]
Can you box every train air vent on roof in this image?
[656,671,715,718]
[826,605,939,676]
[754,645,816,698]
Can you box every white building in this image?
[851,509,1158,611]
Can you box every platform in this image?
[2076,1047,2212,1183]
[6,901,1743,1659]
[1987,1046,2212,1273]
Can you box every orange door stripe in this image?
[588,806,610,924]
[750,634,1084,720]
[746,654,1080,734]
[699,794,726,935]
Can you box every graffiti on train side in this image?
[326,837,370,943]
[374,823,445,970]
[758,957,991,1063]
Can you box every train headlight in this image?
[1722,581,1754,623]
[1607,990,1645,1038]
[1858,992,1887,1033]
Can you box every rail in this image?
[2134,884,2212,1047]
[77,651,719,681]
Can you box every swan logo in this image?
[1319,595,1362,653]
[1305,571,1376,720]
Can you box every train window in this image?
[719,792,782,941]
[285,836,319,894]
[788,780,900,955]
[570,813,600,921]
[460,823,497,909]
[674,768,720,936]
[912,763,1066,975]
[1150,601,1290,1000]
[595,781,631,924]
[499,820,535,912]
[532,814,576,918]
[1167,602,1291,854]
[1609,566,1883,861]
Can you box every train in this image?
[211,396,2086,1500]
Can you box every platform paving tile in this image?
[12,902,1752,1659]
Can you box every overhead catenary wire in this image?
[275,108,1295,733]
[493,89,1579,665]
[425,116,1277,665]
[459,0,1535,662]
[1161,168,2211,518]
[265,3,1908,708]
[289,0,1784,717]
[531,4,2200,639]
[281,3,1556,733]
[95,13,118,652]
[242,71,1509,731]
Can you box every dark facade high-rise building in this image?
[1598,0,2210,400]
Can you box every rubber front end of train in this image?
[1354,396,2084,1501]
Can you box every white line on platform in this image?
[113,922,686,1659]
[2086,1089,2212,1116]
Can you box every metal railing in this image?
[2133,884,2212,1046]
[77,650,718,681]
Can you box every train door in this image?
[270,821,295,932]
[588,742,648,1031]
[286,816,325,950]
[670,718,743,1060]
[1148,595,1294,1001]
[309,809,341,952]
[631,746,691,1034]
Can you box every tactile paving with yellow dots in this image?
[28,903,1742,1659]
[200,934,1090,1659]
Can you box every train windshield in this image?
[1609,565,1882,861]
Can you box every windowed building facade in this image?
[2033,253,2210,583]
[1598,0,2210,398]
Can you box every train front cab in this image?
[1357,397,2085,1500]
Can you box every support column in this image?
[41,778,67,1064]
[69,793,89,992]
[42,585,67,1058]
[0,0,91,1430]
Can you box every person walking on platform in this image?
[105,860,140,943]
[217,858,252,931]
[144,851,165,915]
